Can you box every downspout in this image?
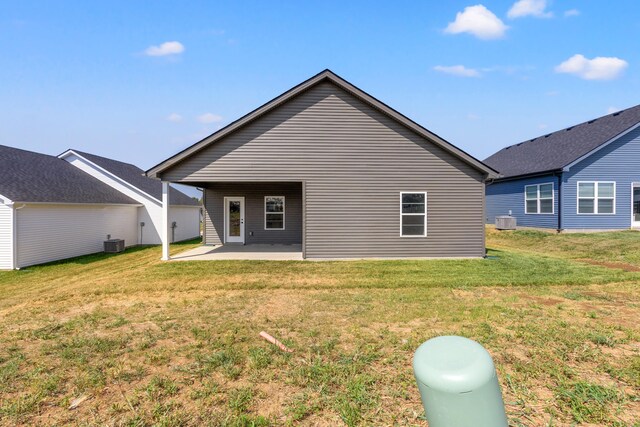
[557,173,562,232]
[482,177,489,257]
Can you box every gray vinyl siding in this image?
[161,81,485,258]
[204,183,302,245]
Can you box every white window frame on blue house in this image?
[524,183,554,214]
[577,181,616,215]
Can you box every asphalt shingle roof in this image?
[71,150,199,206]
[484,104,640,179]
[0,145,138,204]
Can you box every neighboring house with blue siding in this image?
[484,105,640,231]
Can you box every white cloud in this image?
[144,41,185,57]
[433,65,481,77]
[555,54,628,80]
[197,113,223,124]
[444,5,508,40]
[564,9,580,17]
[166,113,182,123]
[508,0,553,19]
[607,106,621,114]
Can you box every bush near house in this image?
[0,229,639,426]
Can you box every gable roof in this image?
[65,150,199,206]
[146,69,498,179]
[0,144,138,205]
[484,104,640,179]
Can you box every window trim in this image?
[632,182,640,226]
[400,192,427,238]
[264,196,285,230]
[577,181,616,215]
[524,182,555,215]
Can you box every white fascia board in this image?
[563,122,640,172]
[59,150,161,207]
[0,194,13,205]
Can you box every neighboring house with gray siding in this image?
[485,104,640,231]
[0,145,200,269]
[147,70,498,259]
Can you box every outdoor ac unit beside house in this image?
[104,239,125,253]
[495,216,516,230]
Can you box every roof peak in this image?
[147,69,497,178]
[65,148,140,169]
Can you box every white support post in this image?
[161,181,170,261]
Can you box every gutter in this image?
[487,169,563,184]
[10,201,144,207]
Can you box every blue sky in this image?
[2,1,639,174]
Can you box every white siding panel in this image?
[169,206,201,242]
[16,204,138,268]
[136,205,200,245]
[0,204,13,269]
[62,154,201,246]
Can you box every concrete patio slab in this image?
[171,244,303,261]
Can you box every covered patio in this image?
[170,243,303,261]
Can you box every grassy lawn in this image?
[0,231,639,426]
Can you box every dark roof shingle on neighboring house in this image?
[71,150,199,206]
[484,104,640,179]
[0,145,138,205]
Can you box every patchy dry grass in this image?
[0,233,639,426]
[487,227,640,267]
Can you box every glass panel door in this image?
[225,197,244,243]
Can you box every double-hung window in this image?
[578,182,615,214]
[264,196,285,229]
[525,183,554,214]
[400,192,426,237]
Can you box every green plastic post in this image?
[413,336,508,427]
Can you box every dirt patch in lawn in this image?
[578,259,640,272]
[251,291,305,321]
[519,294,564,306]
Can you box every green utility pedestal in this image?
[413,336,508,427]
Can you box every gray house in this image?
[147,70,498,259]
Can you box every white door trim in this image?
[224,196,245,244]
[632,183,640,228]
